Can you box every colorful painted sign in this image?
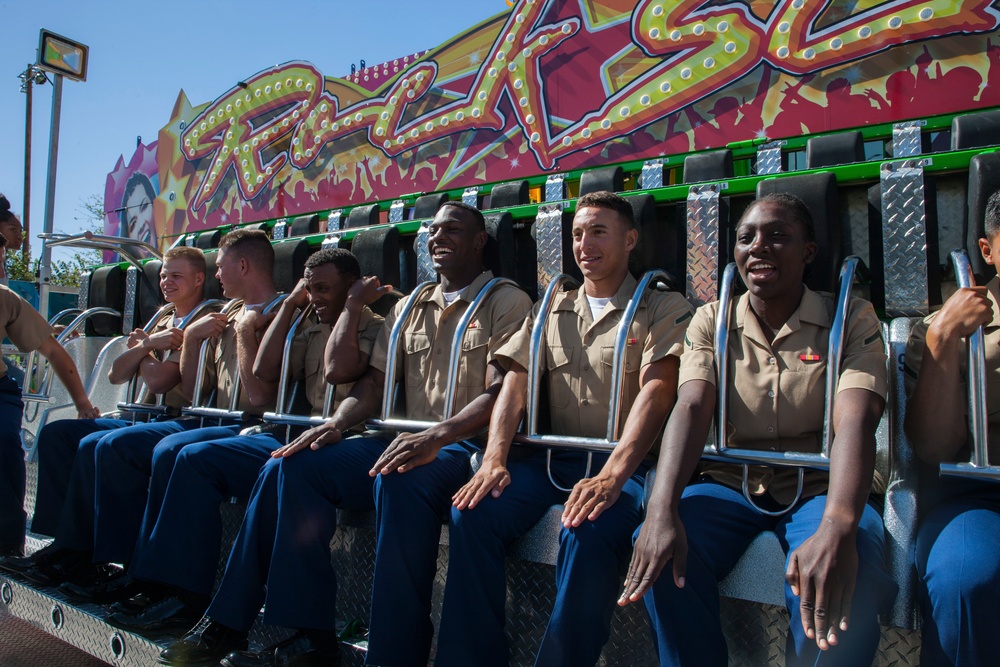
[103,139,159,261]
[109,0,1000,251]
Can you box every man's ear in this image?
[979,237,994,266]
[194,272,204,287]
[474,230,487,251]
[625,228,638,252]
[803,241,818,264]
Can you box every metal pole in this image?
[22,65,33,260]
[39,73,62,320]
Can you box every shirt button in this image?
[583,364,589,371]
[770,446,777,451]
[767,426,774,433]
[582,399,589,406]
[767,390,774,398]
[436,348,442,355]
[768,357,775,365]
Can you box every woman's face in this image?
[125,187,156,247]
[0,216,24,252]
[734,201,817,301]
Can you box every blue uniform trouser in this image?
[437,450,647,667]
[31,418,130,539]
[92,419,240,564]
[641,481,895,667]
[366,442,477,667]
[207,436,385,633]
[131,432,282,596]
[0,376,25,548]
[916,480,1000,667]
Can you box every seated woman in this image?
[619,193,896,666]
[904,189,1000,667]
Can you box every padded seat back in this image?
[202,251,223,301]
[951,109,1000,151]
[354,227,402,315]
[683,150,734,184]
[272,239,313,294]
[965,152,1000,280]
[579,166,624,196]
[483,212,518,283]
[195,230,221,250]
[290,214,320,238]
[806,131,864,169]
[489,181,530,209]
[413,194,449,220]
[137,260,164,327]
[347,204,380,229]
[85,266,125,336]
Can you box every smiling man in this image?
[437,191,694,667]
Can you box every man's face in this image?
[426,206,485,275]
[160,257,204,305]
[304,263,351,325]
[571,206,636,285]
[215,248,242,299]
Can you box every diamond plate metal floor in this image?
[0,612,110,667]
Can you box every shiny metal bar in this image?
[713,263,738,455]
[38,231,162,265]
[822,257,862,456]
[527,275,579,436]
[379,283,437,421]
[186,299,245,412]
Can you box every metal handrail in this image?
[373,282,437,423]
[180,299,245,420]
[38,231,162,267]
[940,250,999,480]
[705,257,865,515]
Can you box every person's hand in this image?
[561,473,622,528]
[452,458,510,510]
[271,421,343,458]
[237,309,276,337]
[76,402,101,420]
[143,327,184,352]
[369,429,443,476]
[185,312,228,341]
[928,286,992,346]
[125,328,150,349]
[288,278,310,310]
[347,276,393,307]
[618,508,687,606]
[785,521,859,651]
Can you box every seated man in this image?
[159,200,532,666]
[0,246,206,577]
[621,194,896,666]
[904,190,1000,667]
[437,191,693,667]
[106,248,382,635]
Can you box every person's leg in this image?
[52,429,117,551]
[30,418,127,537]
[777,496,895,667]
[0,377,25,551]
[642,482,767,667]
[435,452,570,667]
[535,467,647,667]
[131,433,279,597]
[366,441,475,667]
[916,490,1000,667]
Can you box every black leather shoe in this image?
[22,558,118,588]
[0,544,76,575]
[107,591,160,615]
[59,572,145,604]
[0,543,24,559]
[158,618,247,665]
[220,631,340,667]
[107,596,204,638]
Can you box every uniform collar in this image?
[560,272,639,328]
[986,276,1000,331]
[425,270,495,310]
[734,285,829,346]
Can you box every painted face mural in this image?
[109,0,1000,250]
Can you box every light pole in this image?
[16,64,48,263]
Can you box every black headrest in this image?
[683,150,734,184]
[413,194,449,220]
[85,265,125,336]
[195,230,221,250]
[489,181,530,209]
[289,214,320,238]
[623,194,662,276]
[952,109,1000,151]
[757,172,841,292]
[241,222,270,236]
[354,226,401,286]
[579,166,624,196]
[966,153,1000,279]
[806,132,864,169]
[347,204,380,229]
[272,239,313,294]
[483,211,516,280]
[202,251,223,301]
[138,260,163,326]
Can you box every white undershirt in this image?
[586,296,612,319]
[442,289,462,306]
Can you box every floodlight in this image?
[36,30,89,82]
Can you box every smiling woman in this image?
[120,172,158,253]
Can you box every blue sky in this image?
[0,0,505,257]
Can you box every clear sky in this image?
[0,0,505,258]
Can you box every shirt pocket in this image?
[780,358,827,441]
[303,335,325,396]
[459,329,490,387]
[545,345,574,409]
[402,332,432,388]
[601,345,642,412]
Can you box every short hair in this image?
[745,193,816,242]
[0,193,17,225]
[219,228,274,275]
[304,247,361,281]
[121,173,156,225]
[439,200,485,231]
[985,190,1000,240]
[576,191,634,228]
[163,246,207,276]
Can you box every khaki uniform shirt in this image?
[137,314,187,409]
[370,271,532,422]
[0,285,53,376]
[681,288,888,504]
[904,276,1000,463]
[496,273,693,442]
[210,305,275,417]
[289,307,383,417]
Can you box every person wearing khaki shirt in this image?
[438,192,692,667]
[904,190,1000,667]
[622,194,896,667]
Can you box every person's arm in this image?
[371,360,505,476]
[36,336,99,419]
[904,287,991,464]
[618,379,716,605]
[108,327,184,393]
[326,276,391,384]
[271,366,386,458]
[784,387,885,651]
[236,308,279,408]
[179,312,228,401]
[254,281,307,383]
[561,355,680,528]
[451,362,527,510]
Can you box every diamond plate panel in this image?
[535,204,564,294]
[78,272,90,310]
[389,200,405,223]
[272,221,288,241]
[640,159,663,190]
[545,174,565,202]
[184,235,196,247]
[326,211,343,233]
[881,159,930,317]
[892,120,926,159]
[687,184,721,307]
[123,266,138,335]
[462,187,480,207]
[756,141,785,175]
[415,223,434,284]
